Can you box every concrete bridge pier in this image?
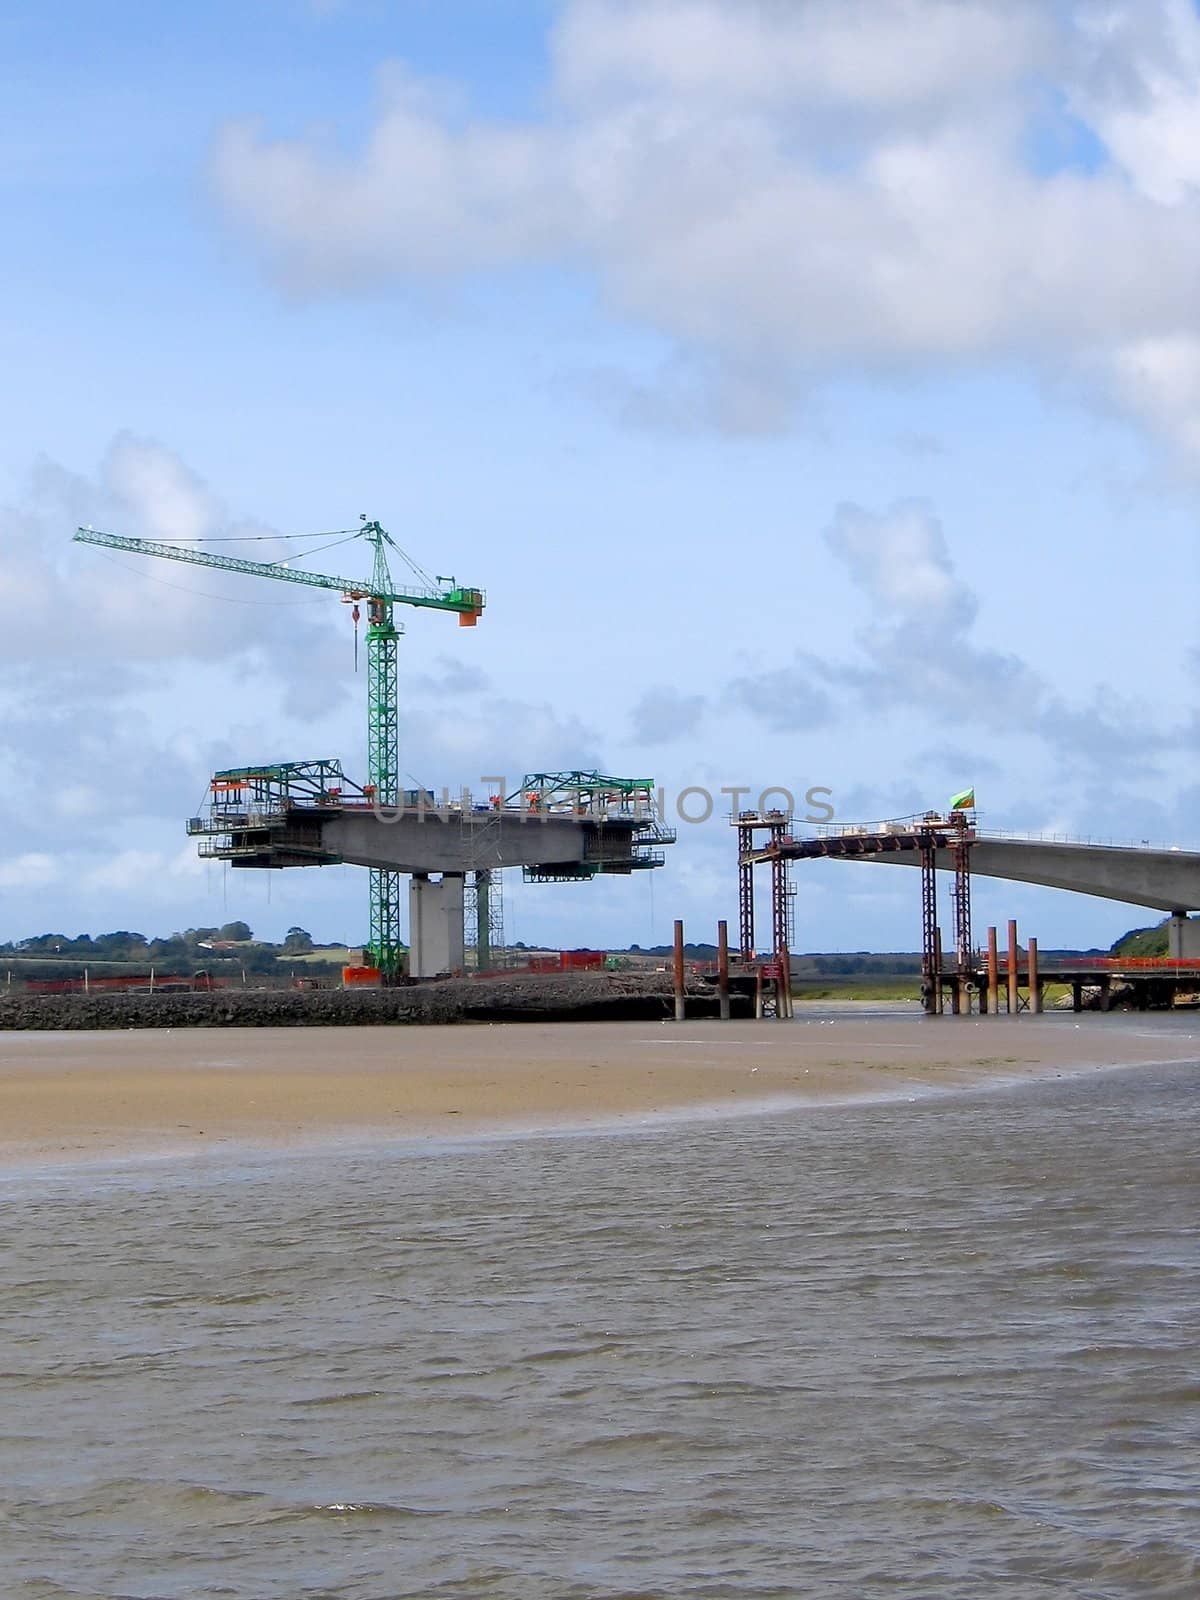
[409,872,466,978]
[1168,912,1200,958]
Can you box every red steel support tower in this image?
[737,817,756,962]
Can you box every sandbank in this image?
[0,1014,1195,1168]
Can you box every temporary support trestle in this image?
[737,819,756,962]
[918,812,975,1015]
[733,807,794,1018]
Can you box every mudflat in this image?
[0,1013,1195,1167]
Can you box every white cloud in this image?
[103,433,220,543]
[430,695,602,773]
[1106,334,1200,458]
[553,0,1051,113]
[1,434,355,715]
[724,659,836,731]
[820,498,1178,773]
[826,500,975,628]
[0,853,60,890]
[53,785,102,820]
[82,845,203,896]
[629,686,706,743]
[211,0,1200,458]
[1070,0,1200,204]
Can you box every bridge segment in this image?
[766,828,1200,916]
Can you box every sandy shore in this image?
[0,1013,1195,1167]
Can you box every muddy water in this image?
[2,1042,1197,1598]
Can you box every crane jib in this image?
[71,528,485,618]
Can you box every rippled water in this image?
[3,1050,1198,1598]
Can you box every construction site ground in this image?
[0,971,743,1031]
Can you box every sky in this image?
[1,0,1197,955]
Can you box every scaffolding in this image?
[464,868,506,971]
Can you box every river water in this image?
[2,1040,1198,1598]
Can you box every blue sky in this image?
[1,0,1197,954]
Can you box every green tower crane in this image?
[72,520,484,977]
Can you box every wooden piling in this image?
[986,926,998,1015]
[1028,936,1041,1013]
[673,919,686,1023]
[717,919,731,1021]
[933,927,944,1015]
[1007,919,1019,1016]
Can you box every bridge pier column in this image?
[1168,912,1200,958]
[409,872,466,978]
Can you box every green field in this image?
[793,976,921,1001]
[284,947,353,966]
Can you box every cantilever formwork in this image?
[513,772,677,884]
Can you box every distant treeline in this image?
[0,924,344,978]
[631,943,926,973]
[1,916,1176,977]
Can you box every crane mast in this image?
[365,528,402,973]
[73,519,484,977]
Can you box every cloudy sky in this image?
[1,0,1197,954]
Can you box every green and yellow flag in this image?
[949,787,976,811]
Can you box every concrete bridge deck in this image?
[188,801,671,880]
[750,827,1200,914]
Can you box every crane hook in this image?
[351,602,360,671]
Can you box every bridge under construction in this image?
[76,523,1193,1003]
[73,524,674,979]
[737,809,1200,1014]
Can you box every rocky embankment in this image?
[0,972,741,1030]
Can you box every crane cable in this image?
[265,530,362,566]
[139,529,358,544]
[129,525,447,594]
[89,548,329,606]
